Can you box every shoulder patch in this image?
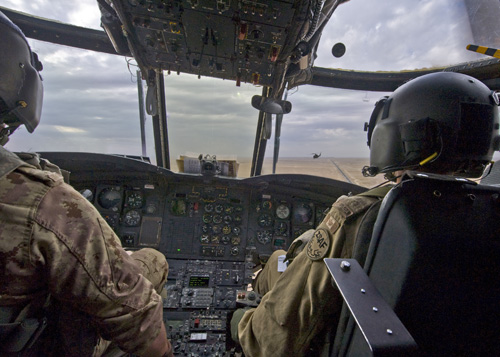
[306,228,331,261]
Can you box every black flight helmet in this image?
[0,11,43,139]
[364,72,500,178]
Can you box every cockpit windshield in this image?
[4,0,499,185]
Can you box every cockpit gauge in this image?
[222,225,232,235]
[200,234,210,244]
[212,225,222,234]
[126,191,144,208]
[257,230,273,245]
[276,204,290,219]
[258,213,273,227]
[261,200,273,210]
[293,203,313,224]
[204,203,214,212]
[80,189,94,202]
[231,237,241,245]
[276,221,288,235]
[171,199,187,216]
[102,214,118,228]
[202,224,211,234]
[146,203,157,214]
[123,210,141,226]
[98,187,122,210]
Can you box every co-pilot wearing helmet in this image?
[364,71,500,181]
[0,11,173,356]
[232,71,500,357]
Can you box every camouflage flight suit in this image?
[238,186,392,357]
[0,146,170,355]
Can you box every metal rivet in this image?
[468,194,476,201]
[340,261,351,271]
[361,289,366,294]
[373,307,378,312]
[433,190,441,198]
[387,329,393,335]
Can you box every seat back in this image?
[336,172,500,356]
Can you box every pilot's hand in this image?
[230,307,251,344]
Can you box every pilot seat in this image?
[326,171,500,356]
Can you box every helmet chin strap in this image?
[418,152,438,166]
[0,99,28,145]
[0,125,10,146]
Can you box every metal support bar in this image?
[272,86,288,174]
[250,87,271,177]
[152,70,170,169]
[324,258,417,356]
[1,6,121,56]
[136,70,147,158]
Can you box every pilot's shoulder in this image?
[330,194,380,220]
[16,164,66,187]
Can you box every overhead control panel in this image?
[105,0,311,88]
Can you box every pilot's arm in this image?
[236,195,377,356]
[237,248,342,356]
[25,166,171,355]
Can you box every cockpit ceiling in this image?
[4,3,500,93]
[105,0,308,89]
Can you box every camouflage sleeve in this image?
[238,204,369,357]
[238,245,342,356]
[29,182,163,354]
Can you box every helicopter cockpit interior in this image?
[2,0,500,355]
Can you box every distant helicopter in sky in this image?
[312,152,322,159]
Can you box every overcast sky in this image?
[1,0,495,164]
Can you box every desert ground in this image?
[221,157,387,187]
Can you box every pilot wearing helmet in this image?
[233,71,500,356]
[0,11,172,356]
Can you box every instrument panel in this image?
[82,180,336,261]
[39,152,365,356]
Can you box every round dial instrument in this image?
[98,187,121,210]
[126,191,144,208]
[258,213,273,227]
[293,203,313,224]
[124,210,141,226]
[276,204,290,219]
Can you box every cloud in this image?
[53,125,88,134]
